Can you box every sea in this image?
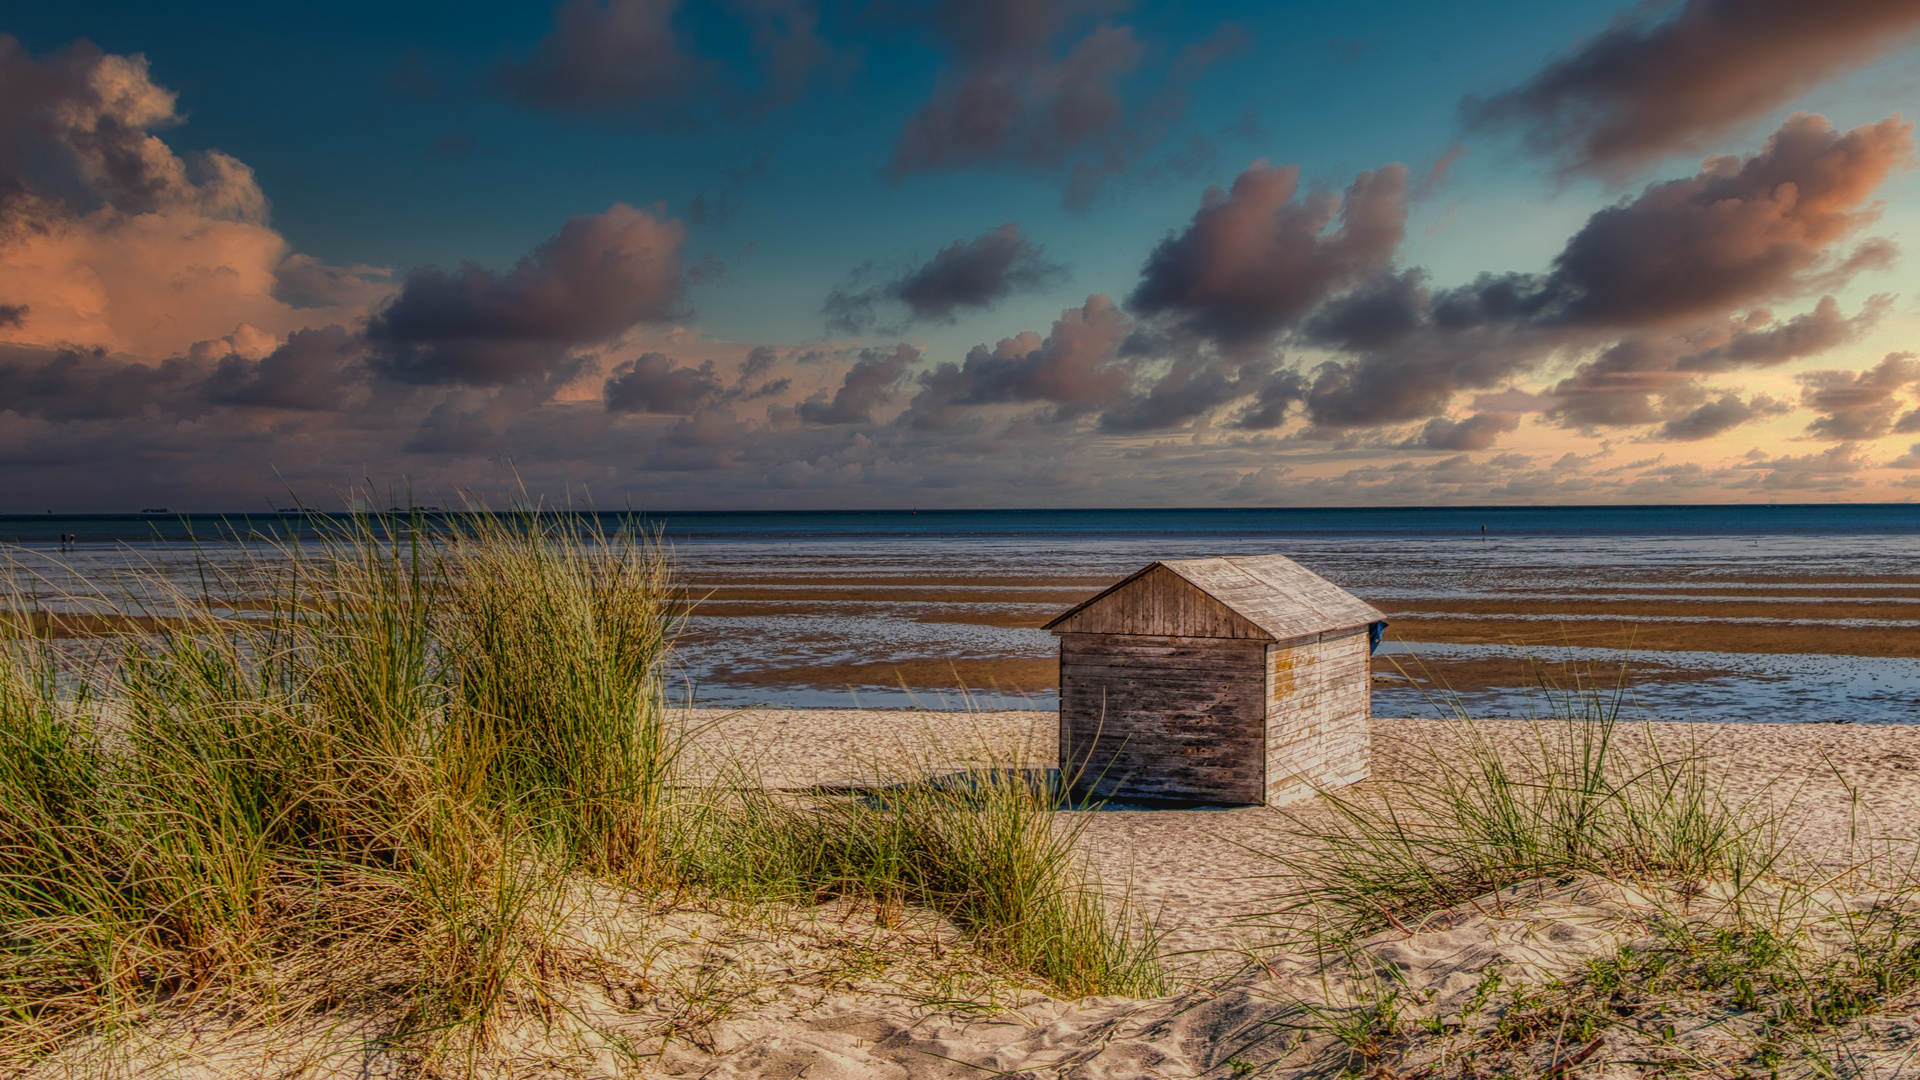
[4,504,1918,723]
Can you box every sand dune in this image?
[33,710,1920,1078]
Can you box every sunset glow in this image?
[4,1,1920,509]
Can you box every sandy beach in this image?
[29,706,1920,1078]
[683,709,1920,961]
[635,709,1920,1078]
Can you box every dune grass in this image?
[1260,666,1920,1078]
[680,762,1165,1000]
[0,508,1157,1070]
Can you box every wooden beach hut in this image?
[1044,554,1385,806]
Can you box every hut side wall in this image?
[1058,632,1266,804]
[1264,629,1372,807]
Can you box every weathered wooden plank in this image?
[1047,565,1274,639]
[1265,633,1371,806]
[1049,554,1384,642]
[1061,649,1266,670]
[1061,633,1267,803]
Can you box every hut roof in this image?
[1043,553,1385,642]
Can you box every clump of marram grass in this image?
[0,505,1160,1072]
[1270,667,1787,941]
[678,751,1165,999]
[1251,665,1920,1079]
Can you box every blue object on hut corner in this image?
[1369,620,1388,654]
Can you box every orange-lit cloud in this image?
[0,37,388,359]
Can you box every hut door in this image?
[1058,633,1267,804]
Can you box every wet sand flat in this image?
[679,562,1920,713]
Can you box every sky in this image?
[4,0,1920,511]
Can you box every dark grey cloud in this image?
[0,304,24,328]
[0,33,275,241]
[0,345,207,422]
[1280,115,1907,433]
[902,294,1130,429]
[1653,393,1790,441]
[1409,411,1521,451]
[795,344,915,423]
[1228,367,1308,431]
[823,223,1065,333]
[1675,295,1888,372]
[1302,269,1426,353]
[1130,162,1409,348]
[1544,114,1908,327]
[493,0,844,124]
[1463,0,1920,177]
[202,325,364,411]
[603,352,726,414]
[1097,355,1288,433]
[365,204,685,386]
[1800,352,1920,440]
[1547,299,1884,432]
[493,0,717,122]
[1728,442,1869,491]
[886,0,1245,206]
[645,407,754,470]
[1298,322,1552,430]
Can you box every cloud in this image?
[1097,355,1292,433]
[603,352,726,413]
[887,0,1140,177]
[0,36,389,358]
[1286,114,1906,433]
[1543,114,1909,326]
[1652,393,1790,441]
[1546,300,1884,432]
[365,204,686,386]
[1730,441,1869,491]
[903,293,1131,428]
[795,344,915,423]
[1675,295,1888,371]
[493,0,718,122]
[823,223,1065,332]
[886,1,1244,206]
[1129,161,1409,347]
[1228,367,1309,431]
[1799,352,1920,439]
[494,0,845,124]
[731,0,852,111]
[1463,0,1920,177]
[1409,411,1521,450]
[646,407,755,469]
[0,344,204,421]
[201,325,365,411]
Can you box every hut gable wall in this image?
[1047,564,1273,640]
[1058,632,1267,804]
